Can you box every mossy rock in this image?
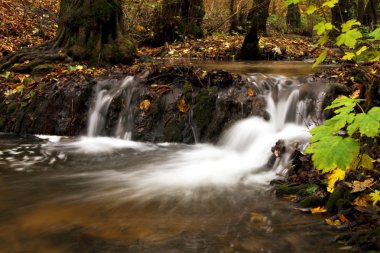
[163,118,186,143]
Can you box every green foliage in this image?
[314,22,334,35]
[336,29,363,48]
[306,96,380,173]
[369,27,380,40]
[312,49,327,68]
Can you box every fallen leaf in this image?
[338,213,350,224]
[177,96,190,113]
[327,169,346,193]
[346,178,376,193]
[325,218,342,226]
[353,195,371,207]
[139,99,151,112]
[310,206,327,214]
[247,87,254,97]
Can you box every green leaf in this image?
[350,154,374,170]
[0,71,11,79]
[356,46,367,56]
[305,136,359,173]
[306,5,317,15]
[285,0,302,6]
[370,190,380,205]
[342,52,355,61]
[317,34,329,46]
[368,107,380,121]
[314,22,334,35]
[347,112,380,137]
[336,29,363,48]
[325,96,360,110]
[369,27,380,40]
[312,49,328,68]
[322,0,338,8]
[306,184,319,194]
[341,19,361,33]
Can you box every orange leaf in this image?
[338,213,350,224]
[139,99,151,112]
[353,195,371,207]
[247,87,255,97]
[325,218,341,226]
[177,96,190,113]
[310,206,327,214]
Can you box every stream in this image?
[0,61,342,253]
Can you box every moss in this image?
[163,118,185,142]
[193,89,216,132]
[182,82,193,101]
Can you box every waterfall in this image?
[87,76,138,139]
[59,73,326,201]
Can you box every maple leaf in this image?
[327,169,346,193]
[369,27,380,40]
[336,29,363,48]
[349,154,374,170]
[341,19,361,33]
[347,112,380,138]
[305,136,359,173]
[313,22,333,36]
[311,206,327,214]
[370,190,380,205]
[346,178,376,192]
[306,5,317,15]
[322,0,339,8]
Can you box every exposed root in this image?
[0,43,71,73]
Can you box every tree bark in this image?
[286,4,301,29]
[153,0,205,46]
[248,0,270,35]
[357,0,365,24]
[230,0,238,33]
[363,0,380,27]
[331,0,350,29]
[240,24,261,60]
[53,0,135,64]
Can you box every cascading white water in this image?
[55,73,325,202]
[87,76,137,139]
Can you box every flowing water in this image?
[0,62,342,253]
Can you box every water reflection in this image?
[0,135,342,253]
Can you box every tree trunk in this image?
[240,24,261,60]
[153,0,205,46]
[248,0,270,35]
[53,0,135,64]
[363,0,380,27]
[286,4,301,29]
[230,0,238,34]
[331,0,350,29]
[357,0,365,24]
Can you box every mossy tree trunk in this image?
[286,3,301,30]
[153,0,205,46]
[53,0,135,64]
[0,0,136,70]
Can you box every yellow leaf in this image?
[346,178,376,193]
[370,190,380,205]
[310,206,327,214]
[177,96,190,113]
[342,52,355,61]
[250,212,266,222]
[247,87,254,97]
[350,89,360,99]
[283,195,297,201]
[139,99,151,112]
[325,218,342,226]
[353,195,371,207]
[327,169,346,193]
[136,25,145,31]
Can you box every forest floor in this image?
[0,0,379,252]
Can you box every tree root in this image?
[0,44,72,73]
